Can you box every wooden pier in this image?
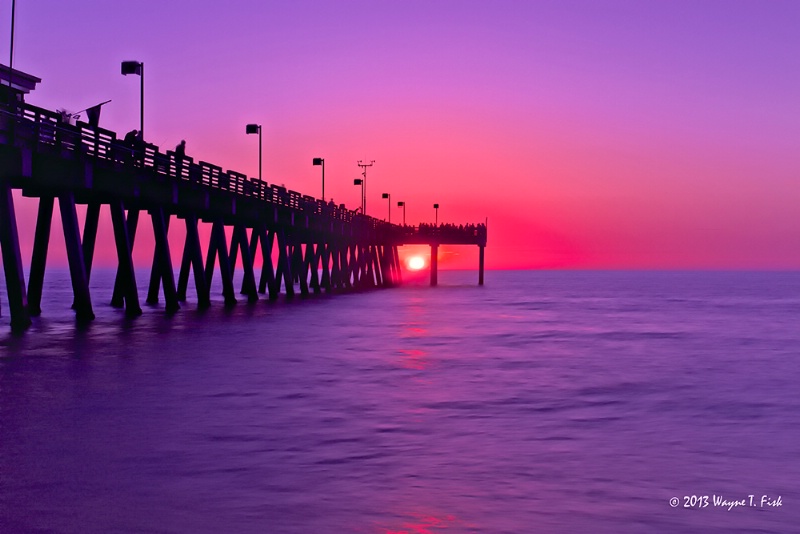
[0,76,487,333]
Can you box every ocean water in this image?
[1,269,799,533]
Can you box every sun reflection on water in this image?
[380,511,464,533]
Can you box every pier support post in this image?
[60,193,95,321]
[382,245,394,287]
[0,182,31,331]
[380,245,390,286]
[298,240,311,296]
[354,245,361,288]
[229,223,258,302]
[69,202,100,311]
[177,223,192,302]
[146,211,168,305]
[344,245,355,288]
[215,221,237,306]
[112,208,139,308]
[177,215,208,307]
[292,240,305,291]
[320,240,331,292]
[361,245,368,286]
[149,208,179,312]
[254,226,275,296]
[330,242,341,290]
[109,201,142,317]
[300,241,310,293]
[430,243,438,287]
[360,245,370,287]
[365,245,376,287]
[342,245,351,289]
[478,245,485,286]
[272,228,294,299]
[376,245,387,286]
[82,202,101,281]
[205,220,237,306]
[27,196,54,317]
[393,245,402,284]
[309,240,322,294]
[344,245,352,287]
[371,245,382,287]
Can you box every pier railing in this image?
[2,104,382,228]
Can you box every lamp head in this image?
[312,158,323,165]
[121,61,142,76]
[245,124,260,134]
[354,178,363,185]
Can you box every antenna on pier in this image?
[357,159,375,215]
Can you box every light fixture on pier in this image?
[382,193,391,223]
[353,178,364,213]
[356,160,374,215]
[397,201,406,226]
[312,157,325,201]
[121,60,144,138]
[433,203,439,226]
[246,124,262,181]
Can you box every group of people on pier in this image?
[416,222,487,238]
[122,128,186,168]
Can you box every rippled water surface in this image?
[1,270,799,533]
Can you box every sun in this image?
[407,255,426,270]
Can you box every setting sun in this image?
[407,256,426,270]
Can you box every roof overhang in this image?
[0,64,42,94]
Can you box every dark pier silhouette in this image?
[0,67,487,332]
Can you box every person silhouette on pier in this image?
[174,140,187,175]
[123,129,140,165]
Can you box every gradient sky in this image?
[3,0,799,269]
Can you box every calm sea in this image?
[1,270,799,533]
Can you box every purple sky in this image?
[4,0,800,268]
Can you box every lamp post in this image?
[8,0,15,96]
[356,160,374,215]
[5,0,18,111]
[312,157,325,201]
[382,193,391,223]
[121,60,144,138]
[245,124,262,180]
[434,203,439,225]
[353,178,364,213]
[397,201,406,225]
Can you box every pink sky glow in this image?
[3,0,799,269]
